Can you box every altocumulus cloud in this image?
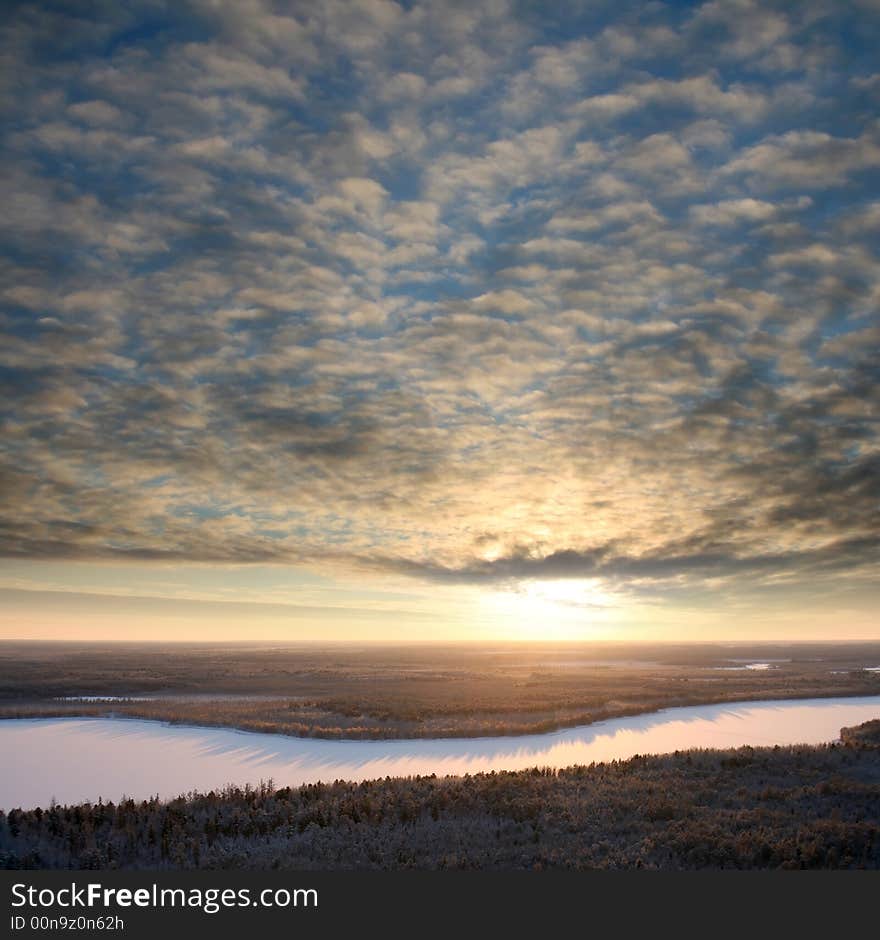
[0,0,878,608]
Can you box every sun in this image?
[480,578,615,641]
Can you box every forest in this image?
[3,641,880,739]
[3,726,879,870]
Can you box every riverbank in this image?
[3,729,879,870]
[5,683,880,740]
[3,641,879,740]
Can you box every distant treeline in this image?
[3,640,879,741]
[3,733,879,870]
[5,684,880,740]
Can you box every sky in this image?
[1,0,878,643]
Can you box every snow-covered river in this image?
[3,695,879,809]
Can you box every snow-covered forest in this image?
[3,732,879,870]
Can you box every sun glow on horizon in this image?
[481,579,618,641]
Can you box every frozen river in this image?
[2,694,879,809]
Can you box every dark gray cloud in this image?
[366,533,880,588]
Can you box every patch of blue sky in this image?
[172,504,241,521]
[254,527,288,540]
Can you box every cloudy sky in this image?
[1,0,878,641]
